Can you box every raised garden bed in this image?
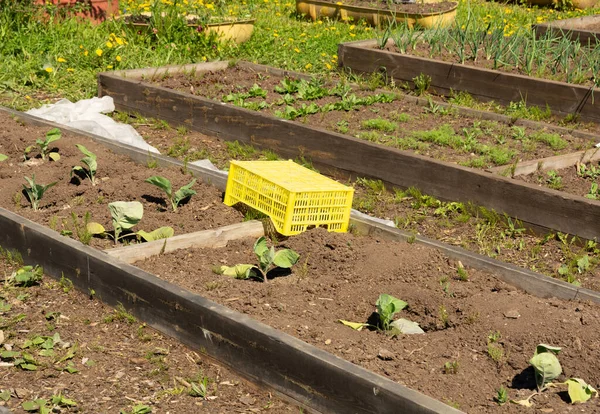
[295,0,457,28]
[337,38,600,123]
[0,253,289,413]
[98,61,600,241]
[0,111,243,249]
[535,14,600,45]
[134,228,600,412]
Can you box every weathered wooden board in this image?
[98,66,600,240]
[338,39,600,123]
[105,221,265,264]
[0,207,461,414]
[488,146,600,177]
[534,15,600,46]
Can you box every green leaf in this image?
[0,350,21,359]
[530,352,562,388]
[0,389,10,401]
[0,300,11,312]
[109,201,143,231]
[567,378,597,404]
[48,152,60,162]
[145,176,172,199]
[41,337,54,350]
[376,294,408,328]
[63,363,79,374]
[38,349,55,357]
[45,128,61,144]
[253,236,269,257]
[86,222,106,235]
[535,344,562,355]
[577,255,590,273]
[218,264,256,279]
[272,249,300,269]
[75,144,96,159]
[130,404,152,414]
[22,399,45,411]
[51,394,77,406]
[57,345,77,363]
[137,226,174,242]
[19,363,38,371]
[173,179,197,206]
[0,154,7,162]
[339,320,368,331]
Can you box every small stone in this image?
[390,318,425,334]
[239,394,256,405]
[14,388,29,399]
[503,310,520,319]
[114,371,125,379]
[324,339,332,345]
[540,408,554,413]
[573,337,582,351]
[378,349,395,361]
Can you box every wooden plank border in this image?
[488,146,600,177]
[337,39,600,123]
[96,64,600,240]
[534,15,600,46]
[105,220,265,264]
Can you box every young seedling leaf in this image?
[145,176,172,199]
[137,226,174,242]
[253,236,269,257]
[0,154,7,162]
[22,399,46,412]
[48,152,60,162]
[530,352,562,388]
[109,201,143,231]
[86,222,106,235]
[272,249,300,268]
[339,320,368,331]
[75,144,95,158]
[567,378,597,404]
[535,344,562,355]
[218,264,255,279]
[173,179,196,207]
[510,398,533,407]
[376,294,408,329]
[20,363,37,371]
[45,128,61,144]
[23,175,57,211]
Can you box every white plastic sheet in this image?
[26,96,160,154]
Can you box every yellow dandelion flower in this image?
[294,48,300,53]
[107,65,113,69]
[325,63,332,70]
[84,50,89,56]
[57,57,66,63]
[106,41,113,48]
[305,63,312,69]
[96,49,103,56]
[350,33,355,37]
[45,67,53,73]
[67,68,74,72]
[116,55,122,62]
[273,33,279,37]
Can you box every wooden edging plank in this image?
[105,220,265,264]
[96,67,600,241]
[349,212,600,305]
[488,146,600,177]
[337,39,600,123]
[0,208,461,414]
[534,15,600,46]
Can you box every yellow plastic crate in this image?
[224,160,354,236]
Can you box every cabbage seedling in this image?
[376,293,408,331]
[23,175,57,211]
[0,154,7,162]
[71,144,97,186]
[25,128,61,161]
[87,201,174,245]
[145,176,196,211]
[216,236,299,282]
[512,344,598,407]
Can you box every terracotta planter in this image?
[296,0,457,28]
[35,0,119,23]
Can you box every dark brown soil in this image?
[135,228,600,413]
[0,253,293,413]
[517,162,600,199]
[0,112,243,249]
[150,65,594,170]
[324,0,456,13]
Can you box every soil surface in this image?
[0,252,294,413]
[136,228,600,413]
[324,0,457,13]
[517,162,600,200]
[0,112,243,249]
[150,65,594,170]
